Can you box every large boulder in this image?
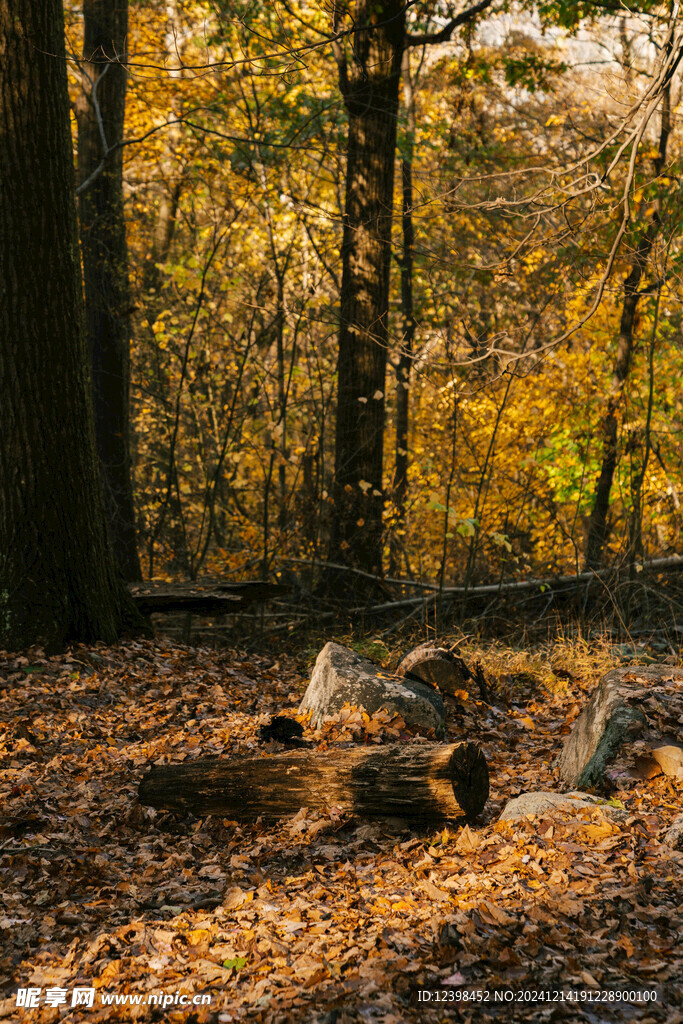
[300,642,446,737]
[558,665,683,790]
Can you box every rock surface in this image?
[663,814,683,850]
[651,745,683,778]
[300,642,446,736]
[499,791,626,822]
[558,665,683,789]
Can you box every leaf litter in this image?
[0,638,680,1022]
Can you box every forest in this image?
[0,0,682,1022]
[72,0,683,608]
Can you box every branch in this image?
[406,0,494,47]
[330,3,349,97]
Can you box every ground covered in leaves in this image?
[0,636,681,1022]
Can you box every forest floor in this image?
[0,633,681,1023]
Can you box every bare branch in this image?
[406,0,494,47]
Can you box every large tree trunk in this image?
[139,742,489,823]
[328,1,404,583]
[0,0,143,649]
[76,0,142,581]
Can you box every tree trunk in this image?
[585,60,673,569]
[0,0,143,649]
[328,1,404,583]
[390,48,417,577]
[584,286,640,569]
[142,0,185,293]
[76,0,142,581]
[138,742,489,823]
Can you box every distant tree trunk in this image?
[328,0,404,582]
[585,76,672,569]
[0,0,144,649]
[390,48,417,577]
[144,182,182,292]
[76,0,142,581]
[142,0,185,293]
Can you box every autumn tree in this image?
[0,0,142,648]
[76,0,142,581]
[328,0,494,583]
[585,13,681,567]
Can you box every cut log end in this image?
[447,741,489,818]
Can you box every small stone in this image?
[663,814,683,850]
[651,745,683,777]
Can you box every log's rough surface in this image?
[138,742,489,823]
[128,580,288,615]
[397,643,471,696]
[558,665,683,789]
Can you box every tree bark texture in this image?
[390,49,416,576]
[329,1,404,581]
[76,0,142,581]
[139,741,489,823]
[0,0,142,649]
[128,579,287,615]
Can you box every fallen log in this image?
[138,742,489,823]
[129,580,289,616]
[397,643,471,696]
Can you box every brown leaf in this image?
[455,825,481,854]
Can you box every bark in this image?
[390,49,417,577]
[328,0,404,582]
[397,644,472,698]
[76,0,142,581]
[129,579,287,615]
[0,0,143,649]
[138,741,489,822]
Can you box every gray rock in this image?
[663,814,683,850]
[299,642,446,736]
[558,665,683,789]
[499,791,625,822]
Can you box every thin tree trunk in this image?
[585,75,673,569]
[76,0,142,581]
[328,0,404,583]
[390,48,417,577]
[142,0,185,293]
[0,0,143,649]
[628,283,660,566]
